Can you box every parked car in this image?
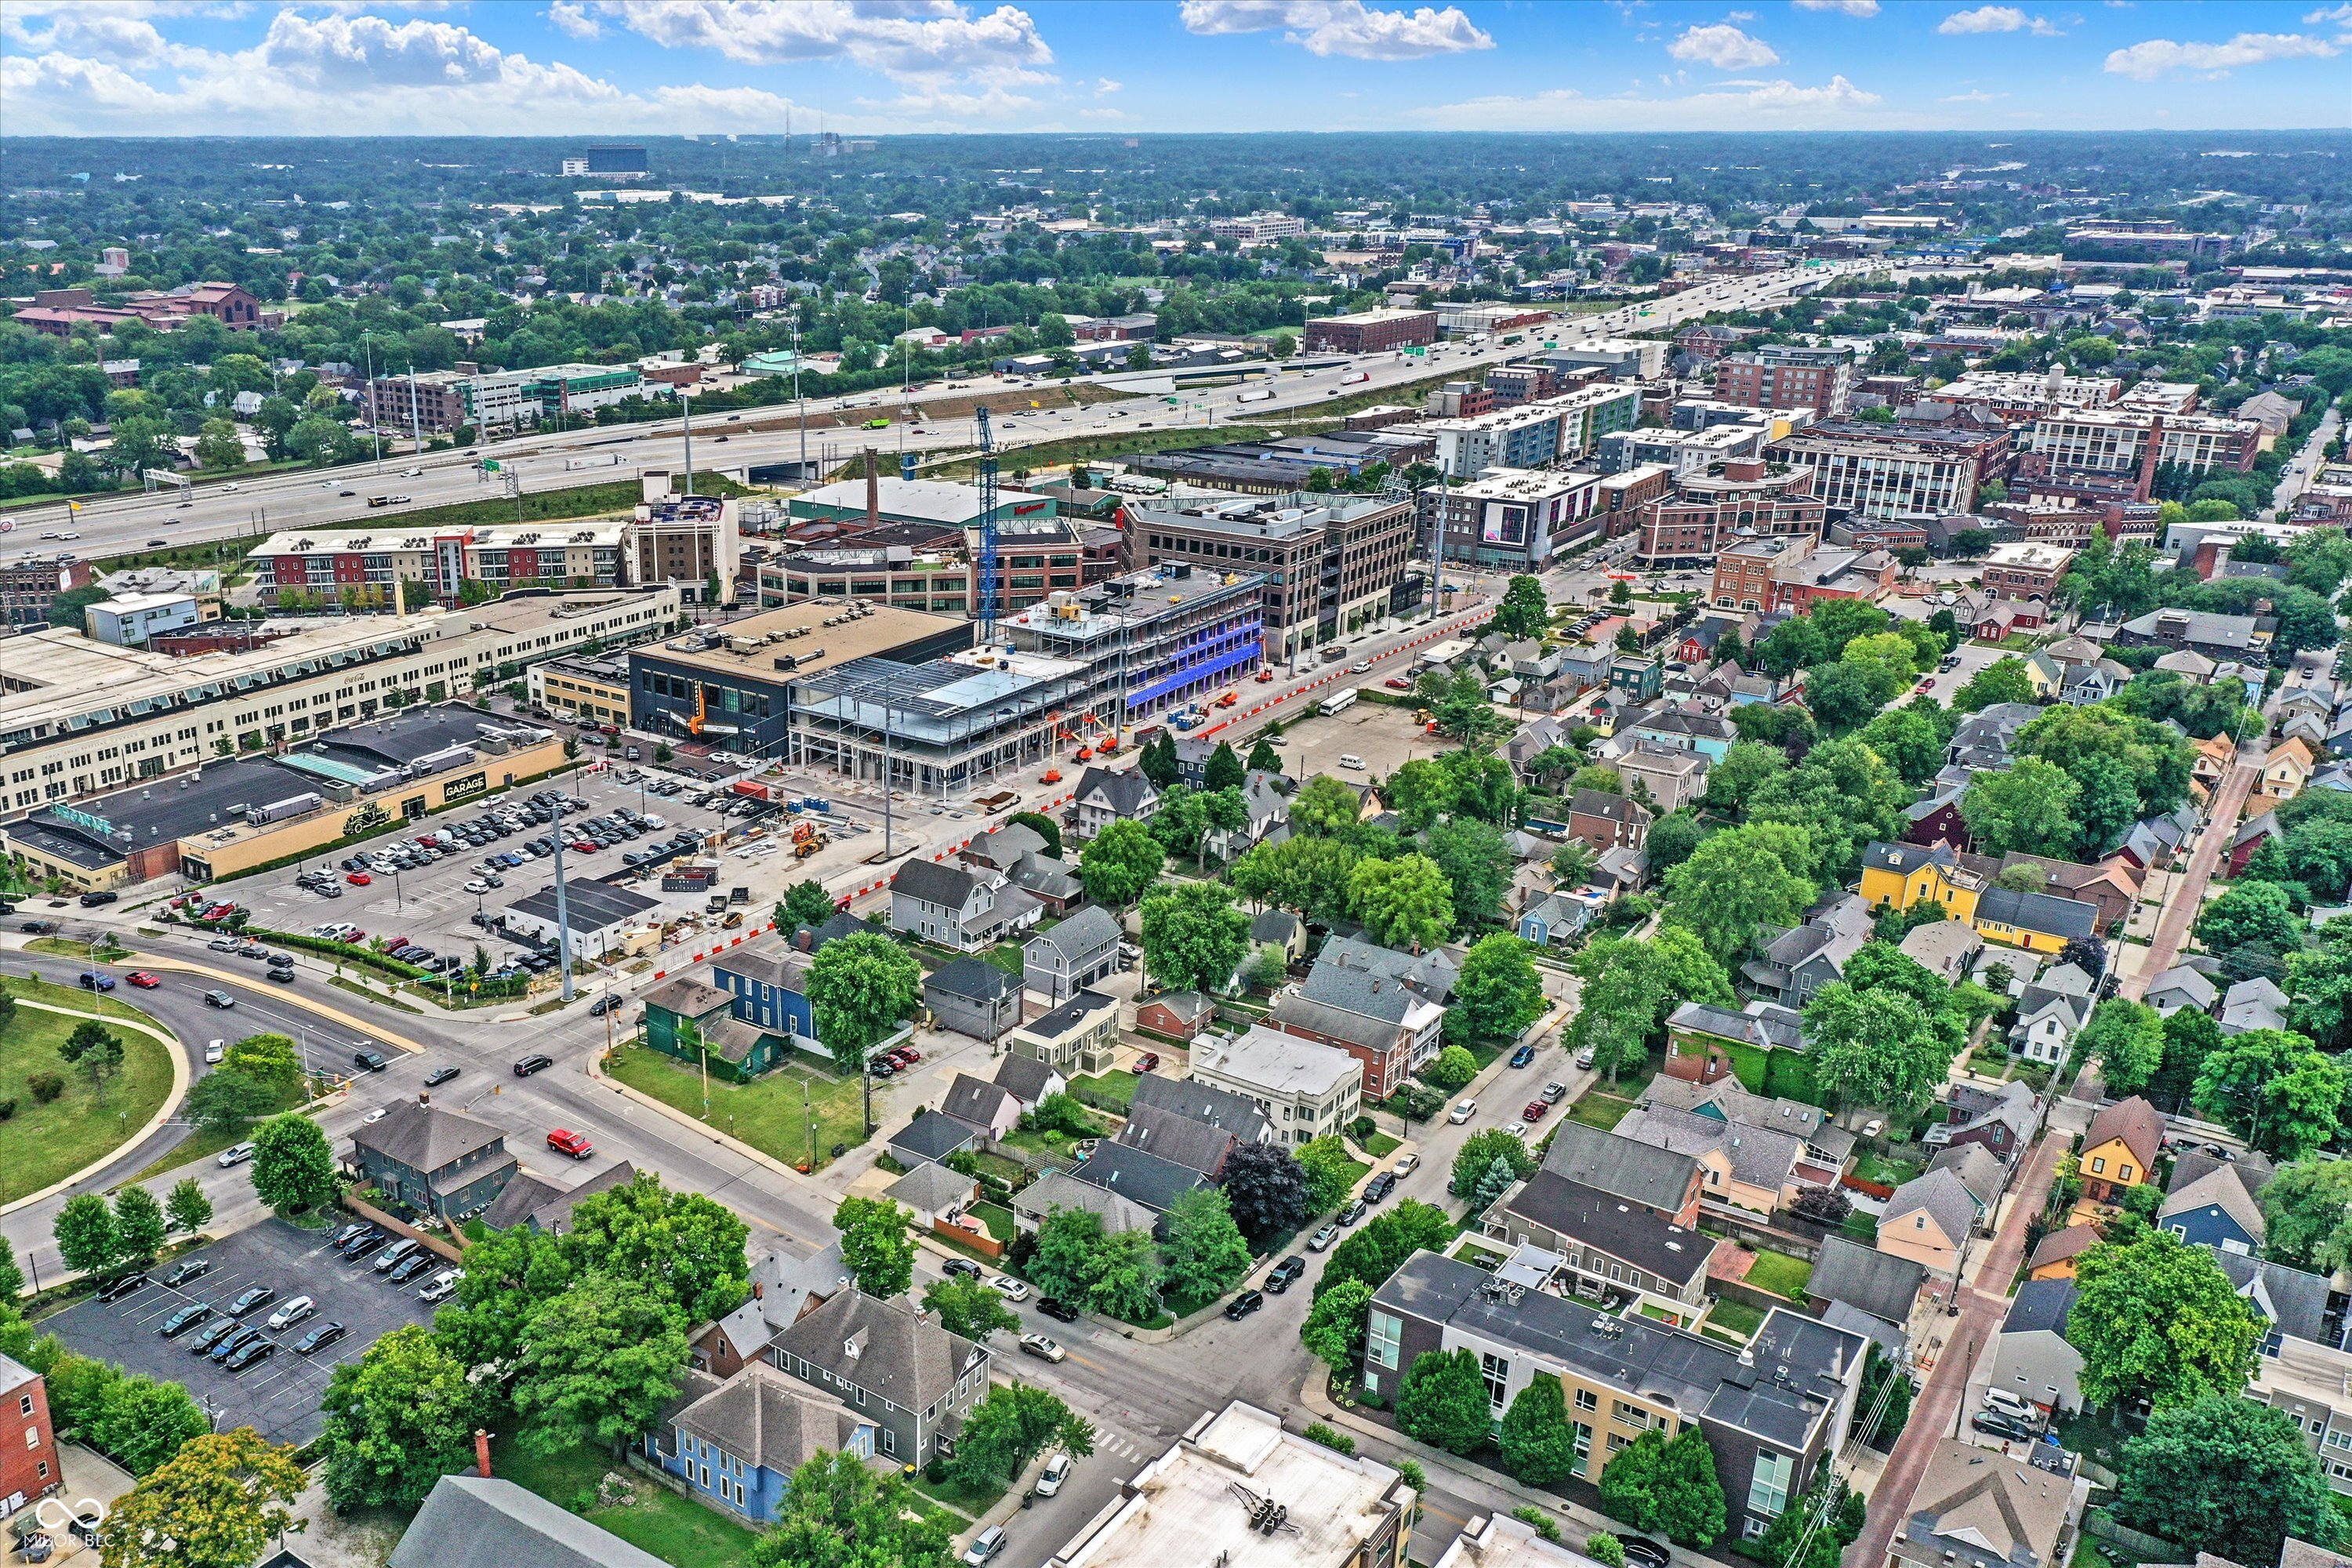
[226,1286,276,1317]
[546,1128,594,1159]
[1223,1290,1265,1320]
[217,1141,256,1167]
[1620,1538,1673,1568]
[1509,1044,1537,1068]
[1448,1098,1477,1123]
[1972,1410,2038,1443]
[388,1253,433,1284]
[159,1303,212,1338]
[162,1258,212,1288]
[1037,1297,1082,1323]
[1036,1453,1074,1496]
[987,1275,1029,1301]
[189,1318,241,1355]
[96,1272,149,1303]
[295,1323,349,1356]
[419,1269,464,1304]
[373,1239,420,1274]
[1019,1333,1066,1364]
[1308,1224,1340,1251]
[1135,1051,1160,1073]
[1541,1082,1567,1103]
[341,1230,388,1260]
[1265,1255,1306,1294]
[1364,1171,1397,1203]
[1523,1101,1550,1122]
[208,1326,263,1364]
[225,1338,278,1373]
[942,1257,984,1281]
[265,1296,316,1331]
[963,1526,1006,1566]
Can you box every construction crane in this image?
[975,405,1001,645]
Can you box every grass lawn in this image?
[0,991,176,1198]
[1853,1151,1922,1189]
[910,1468,1009,1522]
[1351,1130,1402,1160]
[1068,1069,1140,1112]
[1567,1092,1637,1130]
[1842,1213,1880,1244]
[490,1435,756,1568]
[5,972,157,1024]
[970,1200,1018,1243]
[1706,1298,1767,1339]
[1744,1249,1815,1300]
[970,1150,1027,1188]
[606,1041,878,1171]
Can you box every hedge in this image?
[243,927,430,984]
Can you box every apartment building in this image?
[1540,339,1668,381]
[1304,308,1438,354]
[1927,368,2123,421]
[0,554,93,630]
[1600,419,1773,480]
[1710,532,1895,613]
[0,590,679,815]
[1981,543,2076,606]
[1768,421,2008,521]
[1714,346,1853,416]
[1635,460,1824,568]
[1407,383,1642,478]
[528,653,633,725]
[1208,212,1307,243]
[757,519,1120,619]
[2016,409,2260,502]
[628,495,741,606]
[1188,1025,1363,1147]
[252,521,630,607]
[1484,364,1559,407]
[1130,491,1412,661]
[1366,1254,1866,1544]
[362,372,472,434]
[1423,468,1604,569]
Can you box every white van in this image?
[1981,1388,2038,1425]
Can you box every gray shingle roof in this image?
[353,1100,506,1175]
[888,1109,982,1163]
[926,956,1022,1004]
[1128,1072,1275,1145]
[1070,1138,1206,1215]
[1075,765,1156,816]
[1973,885,2100,940]
[1927,1145,2005,1212]
[1614,1103,1802,1192]
[2002,1278,2078,1338]
[1114,1104,1237,1175]
[643,975,734,1020]
[893,858,981,906]
[992,1052,1062,1105]
[773,1287,986,1412]
[479,1160,637,1235]
[940,1073,1017,1128]
[885,1160,980,1215]
[1809,1236,1926,1326]
[2158,1165,2268,1243]
[673,1363,868,1475]
[1498,1171,1715,1286]
[1013,1169,1158,1235]
[1883,1169,1977,1246]
[2212,1250,2335,1345]
[1313,934,1458,1003]
[1539,1122,1700,1215]
[390,1475,670,1568]
[1027,904,1120,967]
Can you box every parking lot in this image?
[1264,695,1458,785]
[43,1220,441,1446]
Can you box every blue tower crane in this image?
[975,406,1000,645]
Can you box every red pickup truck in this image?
[546,1128,595,1160]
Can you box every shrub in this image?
[27,1073,65,1104]
[1513,1506,1564,1544]
[0,1099,14,1122]
[1302,1422,1356,1456]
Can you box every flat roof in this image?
[252,519,630,555]
[793,476,1054,525]
[505,878,663,934]
[633,601,969,685]
[308,706,554,771]
[1195,1025,1361,1100]
[5,756,337,866]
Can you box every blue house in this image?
[652,1364,874,1525]
[2157,1164,2266,1256]
[710,945,818,1051]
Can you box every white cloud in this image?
[545,2,601,40]
[0,1,185,68]
[2103,30,2340,77]
[1792,0,1881,13]
[1940,88,2009,100]
[1939,6,2063,35]
[1417,73,1880,131]
[1176,0,1494,59]
[1095,75,1121,93]
[1666,20,1779,67]
[2303,3,2352,23]
[577,0,1052,79]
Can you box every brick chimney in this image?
[1722,459,1766,482]
[474,1428,492,1477]
[752,1280,764,1300]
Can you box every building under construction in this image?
[997,564,1268,738]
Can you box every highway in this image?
[1,259,1911,567]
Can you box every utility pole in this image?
[360,332,383,474]
[793,315,808,481]
[406,363,423,459]
[549,797,575,1003]
[681,390,695,499]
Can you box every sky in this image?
[1,0,2347,140]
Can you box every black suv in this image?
[513,1054,554,1076]
[1224,1290,1265,1320]
[354,1049,388,1073]
[1363,1171,1398,1203]
[1264,1256,1307,1294]
[1036,1297,1082,1323]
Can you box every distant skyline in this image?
[2,1,2347,139]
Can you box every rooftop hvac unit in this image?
[247,791,323,826]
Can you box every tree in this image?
[2078,1000,2164,1096]
[564,1171,751,1324]
[805,931,923,1076]
[1498,1377,1581,1485]
[318,1325,477,1511]
[1162,1187,1252,1303]
[1953,655,2036,713]
[1301,1275,1374,1377]
[1587,1533,1628,1568]
[1800,659,1880,734]
[1662,822,1817,963]
[1421,1044,1479,1093]
[513,1271,691,1457]
[1247,736,1282,773]
[1805,983,1958,1114]
[1841,631,1921,704]
[1138,732,1181,789]
[54,1192,118,1277]
[1219,1143,1310,1248]
[100,1428,305,1568]
[1028,1206,1108,1308]
[1139,880,1250,993]
[1316,1201,1454,1300]
[249,1112,337,1214]
[2069,1227,2263,1410]
[2155,1007,2223,1112]
[1961,758,2080,858]
[1451,1128,1537,1197]
[192,419,244,471]
[162,1178,211,1240]
[2193,1027,2346,1158]
[1568,927,1736,1083]
[2197,880,2306,957]
[747,1450,955,1568]
[1454,934,1546,1042]
[1348,852,1454,950]
[1756,1480,1867,1568]
[2117,1396,2344,1566]
[1423,816,1513,931]
[953,1383,1095,1489]
[922,1276,1020,1341]
[60,1018,125,1083]
[2260,1158,2352,1275]
[1203,739,1246,793]
[779,879,837,930]
[1295,1136,1362,1214]
[184,1070,278,1137]
[1599,1428,1727,1548]
[1290,775,1365,837]
[1491,575,1552,641]
[1078,818,1165,907]
[1087,1228,1163,1323]
[1007,810,1063,858]
[1150,783,1210,864]
[1396,1347,1490,1454]
[223,1033,303,1095]
[833,1196,915,1299]
[1646,810,1706,877]
[0,1236,20,1303]
[1231,834,1361,924]
[112,1185,166,1265]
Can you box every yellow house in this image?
[1878,1169,1973,1279]
[2078,1097,2164,1205]
[2263,738,2315,802]
[1859,842,2089,956]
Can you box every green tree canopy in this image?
[511,1270,691,1457]
[833,1196,916,1298]
[2117,1396,2345,1566]
[746,1449,955,1568]
[1396,1346,1490,1454]
[1568,926,1736,1083]
[805,932,924,1076]
[318,1325,479,1511]
[1139,879,1251,993]
[2193,1027,2346,1158]
[2070,1227,2263,1410]
[1348,852,1455,950]
[2259,1158,2352,1276]
[1078,818,1166,906]
[1662,821,1817,963]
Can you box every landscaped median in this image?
[0,974,180,1201]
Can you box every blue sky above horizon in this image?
[2,1,2347,140]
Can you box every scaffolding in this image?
[788,653,1075,798]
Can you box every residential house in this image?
[884,1161,982,1232]
[642,975,780,1082]
[1069,1138,1208,1230]
[1986,1279,2085,1417]
[692,1242,855,1377]
[890,859,1040,952]
[653,1364,875,1525]
[960,822,1047,873]
[1926,1144,2007,1218]
[1023,904,1121,1004]
[0,1352,58,1523]
[2167,1145,2274,1204]
[1207,770,1290,862]
[2026,1225,2103,1283]
[923,957,1024,1044]
[766,1287,989,1466]
[990,1051,1066,1112]
[938,1074,1022,1142]
[1567,789,1653,854]
[1807,1236,1926,1356]
[390,1475,671,1568]
[1612,1101,1803,1214]
[1365,1254,1866,1544]
[1989,853,2143,935]
[1740,891,1875,1007]
[1889,1440,2085,1568]
[2114,607,2268,662]
[1190,1025,1363,1147]
[2266,738,2319,802]
[1662,1000,1805,1092]
[1936,1080,2042,1163]
[2214,1250,2342,1356]
[2222,976,2290,1035]
[2158,1166,2267,1254]
[1880,1170,1980,1278]
[2114,806,2199,873]
[1900,919,1984,985]
[1617,742,1710,813]
[1640,1076,1856,1188]
[2193,733,2240,796]
[2009,963,2095,1066]
[2147,965,2220,1017]
[1537,1122,1706,1226]
[1252,909,1307,964]
[1071,766,1160,839]
[2230,811,2283,877]
[2025,638,2130,706]
[1130,1073,1278,1146]
[478,1160,637,1236]
[1902,786,1971,852]
[1507,716,1576,779]
[1860,840,1984,920]
[1624,706,1737,763]
[1269,946,1449,1100]
[2078,1097,2164,1204]
[1114,1104,1240,1177]
[1004,851,1087,916]
[1010,1168,1159,1237]
[1973,886,2100,955]
[887,1109,982,1171]
[1134,989,1217,1040]
[1609,655,1664,704]
[1480,1170,1719,1319]
[708,946,818,1068]
[1002,989,1120,1076]
[350,1100,517,1221]
[1947,703,2043,771]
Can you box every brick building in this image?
[0,555,93,630]
[1303,308,1437,355]
[0,1353,60,1527]
[1980,543,2076,607]
[1713,345,1854,416]
[1769,421,2011,522]
[1131,489,1415,661]
[1634,459,1824,568]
